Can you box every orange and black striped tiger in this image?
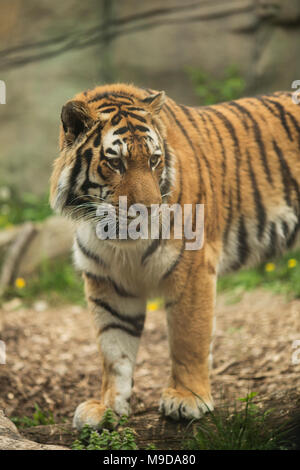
[50,83,300,429]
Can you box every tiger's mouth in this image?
[63,197,151,232]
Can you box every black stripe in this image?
[265,222,277,259]
[262,97,293,142]
[205,107,243,209]
[134,124,149,133]
[223,189,233,245]
[97,102,117,110]
[179,105,216,216]
[68,149,82,190]
[162,241,185,279]
[88,92,134,104]
[90,297,144,335]
[281,220,289,239]
[113,126,128,135]
[141,238,160,265]
[76,236,107,267]
[272,139,300,206]
[284,110,300,149]
[97,164,107,181]
[287,220,300,248]
[237,216,249,266]
[226,101,273,186]
[164,103,203,204]
[202,111,227,198]
[100,323,141,337]
[85,271,136,298]
[164,104,195,153]
[111,113,122,126]
[226,102,249,132]
[126,112,147,123]
[196,111,212,141]
[81,149,101,193]
[100,107,117,114]
[106,148,118,155]
[65,149,83,206]
[175,157,183,205]
[246,149,266,240]
[126,106,144,112]
[93,127,101,147]
[230,215,249,270]
[159,140,173,198]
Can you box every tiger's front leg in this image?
[73,276,146,430]
[160,263,216,420]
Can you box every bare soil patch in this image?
[0,289,299,446]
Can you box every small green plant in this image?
[184,392,285,450]
[11,404,55,428]
[72,410,138,450]
[186,64,245,105]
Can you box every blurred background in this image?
[0,1,300,447]
[0,0,300,302]
[1,0,300,194]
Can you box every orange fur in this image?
[50,84,300,427]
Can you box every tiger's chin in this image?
[99,237,148,248]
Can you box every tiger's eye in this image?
[150,155,160,168]
[109,158,122,169]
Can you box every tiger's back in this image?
[158,90,300,274]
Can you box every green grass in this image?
[218,249,300,299]
[2,257,84,306]
[11,404,55,429]
[72,411,138,450]
[184,392,289,450]
[0,188,52,229]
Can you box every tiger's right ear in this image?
[142,91,165,115]
[61,100,94,145]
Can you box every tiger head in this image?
[50,85,174,234]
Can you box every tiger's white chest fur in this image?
[73,222,180,298]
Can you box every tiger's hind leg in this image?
[160,263,216,420]
[73,277,146,430]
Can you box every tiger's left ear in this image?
[142,91,165,115]
[61,100,94,145]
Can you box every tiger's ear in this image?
[142,91,165,115]
[61,100,94,144]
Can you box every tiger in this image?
[50,82,300,429]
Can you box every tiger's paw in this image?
[159,387,214,421]
[73,399,117,430]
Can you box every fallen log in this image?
[0,216,75,289]
[21,408,196,450]
[0,222,37,296]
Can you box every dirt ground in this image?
[0,288,300,427]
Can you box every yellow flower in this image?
[15,277,26,289]
[147,301,160,312]
[265,263,275,273]
[288,258,297,269]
